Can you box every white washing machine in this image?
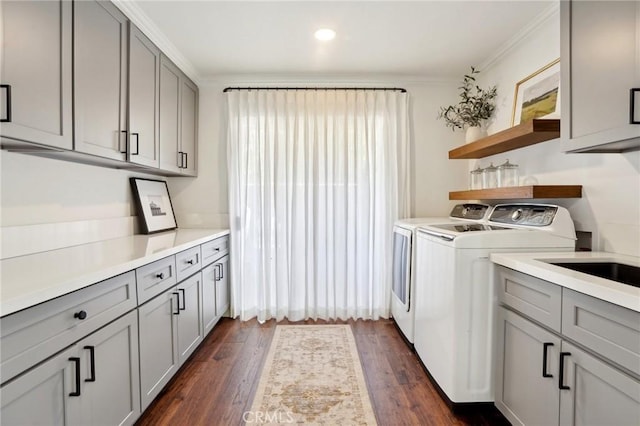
[391,204,492,344]
[413,204,576,405]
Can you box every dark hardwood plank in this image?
[135,318,509,426]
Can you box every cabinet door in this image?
[0,345,82,425]
[202,263,218,335]
[215,255,230,317]
[159,55,181,173]
[180,76,198,176]
[0,0,73,149]
[562,0,640,151]
[73,0,127,161]
[79,311,140,426]
[494,307,561,426]
[559,341,640,426]
[138,289,179,411]
[176,273,203,364]
[128,24,160,168]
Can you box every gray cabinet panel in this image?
[176,273,203,364]
[215,255,230,317]
[202,263,218,335]
[559,341,640,426]
[138,289,178,411]
[159,56,181,173]
[0,0,73,149]
[495,307,561,426]
[497,266,562,332]
[562,288,640,377]
[1,271,136,384]
[79,311,140,426]
[180,77,198,176]
[561,0,640,152]
[128,24,160,168]
[73,0,128,161]
[176,246,201,282]
[135,255,177,304]
[201,236,229,267]
[0,344,81,425]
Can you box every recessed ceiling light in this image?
[314,28,336,41]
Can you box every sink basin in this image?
[549,262,640,288]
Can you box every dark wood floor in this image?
[136,318,509,426]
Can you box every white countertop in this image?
[0,228,230,317]
[490,251,640,312]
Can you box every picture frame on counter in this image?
[130,178,177,234]
[512,58,560,126]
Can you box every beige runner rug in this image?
[246,325,378,425]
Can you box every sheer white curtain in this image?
[227,89,410,322]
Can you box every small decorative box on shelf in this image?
[449,119,560,159]
[449,185,582,200]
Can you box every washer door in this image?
[392,226,412,311]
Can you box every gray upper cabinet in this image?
[0,0,73,150]
[159,55,199,176]
[561,0,640,152]
[180,76,198,176]
[128,24,160,168]
[73,0,128,161]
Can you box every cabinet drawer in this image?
[201,236,229,266]
[497,266,562,332]
[136,256,177,304]
[1,271,136,384]
[562,288,640,377]
[176,246,201,282]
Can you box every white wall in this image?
[476,8,640,256]
[166,77,468,229]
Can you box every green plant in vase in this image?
[438,67,497,142]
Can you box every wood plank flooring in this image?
[135,318,509,426]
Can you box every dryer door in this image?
[392,226,412,311]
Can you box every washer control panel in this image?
[489,204,558,227]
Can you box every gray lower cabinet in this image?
[73,0,128,161]
[0,0,73,149]
[176,273,203,363]
[215,255,230,317]
[138,288,179,411]
[0,310,140,426]
[128,24,160,169]
[138,272,203,410]
[495,266,640,425]
[559,341,640,426]
[495,307,561,426]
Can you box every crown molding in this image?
[478,2,560,73]
[111,0,202,84]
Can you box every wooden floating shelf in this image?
[449,119,560,159]
[449,185,582,200]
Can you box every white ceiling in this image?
[134,0,555,79]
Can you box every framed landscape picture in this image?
[512,59,560,126]
[130,178,177,234]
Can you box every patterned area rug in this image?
[246,325,378,425]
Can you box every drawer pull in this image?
[178,288,186,311]
[69,357,81,396]
[84,346,96,382]
[215,247,220,252]
[74,310,88,320]
[172,292,180,315]
[186,259,194,265]
[542,342,553,378]
[156,272,165,280]
[559,352,571,390]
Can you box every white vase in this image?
[465,126,487,143]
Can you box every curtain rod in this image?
[222,86,407,93]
